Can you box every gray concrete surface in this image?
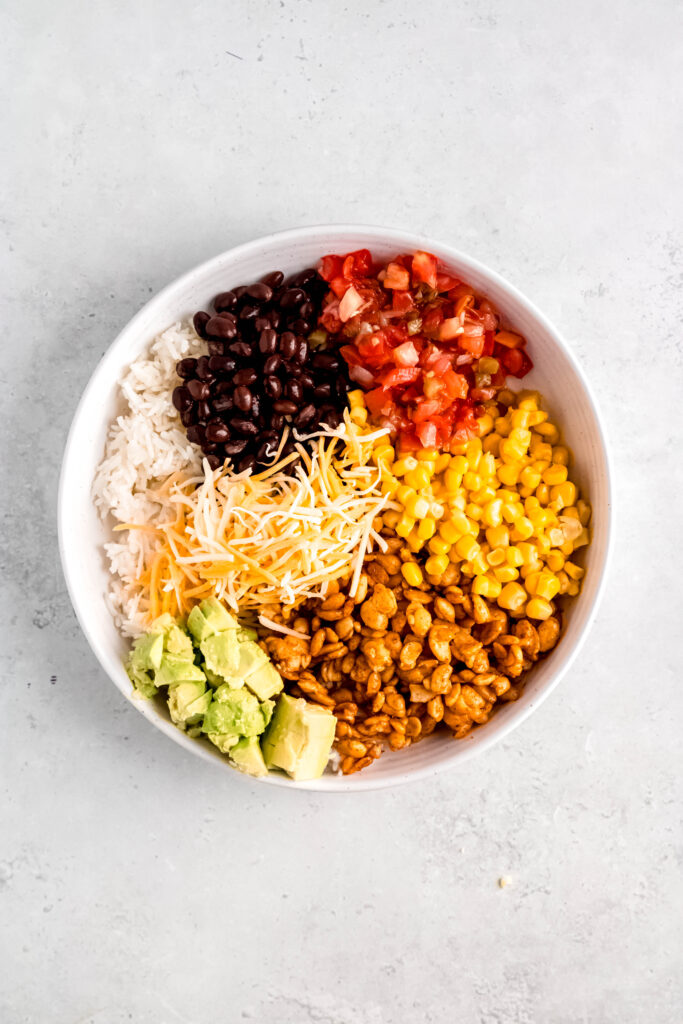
[2,1,682,1021]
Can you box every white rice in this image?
[93,321,204,636]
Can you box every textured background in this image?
[2,1,682,1022]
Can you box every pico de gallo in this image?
[318,248,533,451]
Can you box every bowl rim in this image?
[58,223,614,792]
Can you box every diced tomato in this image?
[416,420,438,448]
[411,251,438,290]
[422,307,444,338]
[501,348,534,378]
[443,369,468,400]
[339,285,368,322]
[356,331,392,368]
[392,290,415,314]
[438,317,463,341]
[392,341,420,367]
[380,367,421,388]
[384,262,411,290]
[459,330,485,358]
[436,271,461,293]
[412,399,443,423]
[319,254,344,282]
[365,386,395,417]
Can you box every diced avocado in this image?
[202,686,270,738]
[230,736,268,777]
[154,653,206,688]
[127,663,158,699]
[130,632,164,673]
[200,632,268,684]
[204,665,227,688]
[261,694,336,781]
[149,613,176,634]
[207,732,240,754]
[243,661,283,701]
[164,623,194,659]
[187,598,239,641]
[237,627,258,643]
[168,681,211,727]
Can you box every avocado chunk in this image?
[130,631,164,673]
[127,663,158,699]
[164,623,194,659]
[230,736,268,777]
[187,598,239,641]
[154,653,206,688]
[261,694,336,781]
[207,731,240,754]
[168,680,211,727]
[202,685,271,738]
[200,631,268,685]
[243,660,284,701]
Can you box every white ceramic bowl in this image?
[59,225,612,791]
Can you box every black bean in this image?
[207,340,225,356]
[238,454,257,473]
[232,285,248,300]
[239,303,260,321]
[214,291,237,312]
[279,332,297,359]
[186,425,204,445]
[289,319,310,336]
[246,282,273,302]
[299,371,315,390]
[206,420,230,443]
[172,385,193,412]
[203,442,218,454]
[230,417,259,436]
[289,268,317,287]
[197,356,214,380]
[295,404,316,428]
[264,354,282,375]
[295,339,309,364]
[214,379,233,395]
[313,382,332,401]
[187,379,210,401]
[256,442,272,462]
[254,316,271,332]
[264,375,282,399]
[228,341,253,359]
[180,407,196,427]
[312,352,339,371]
[273,399,297,415]
[279,287,306,309]
[193,311,211,338]
[251,394,261,418]
[270,414,285,431]
[206,454,222,470]
[299,300,315,320]
[206,316,237,340]
[224,439,248,455]
[177,357,198,379]
[196,400,212,421]
[267,309,282,329]
[208,355,236,374]
[212,395,233,414]
[286,379,303,403]
[262,270,284,289]
[234,367,257,386]
[234,386,253,413]
[259,328,278,354]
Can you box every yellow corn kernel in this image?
[578,500,592,526]
[498,582,527,612]
[477,412,495,436]
[530,439,553,462]
[417,447,438,462]
[425,554,450,577]
[573,528,590,549]
[560,540,575,557]
[444,468,463,491]
[465,438,482,464]
[381,479,397,498]
[486,547,507,568]
[510,409,531,430]
[524,571,542,595]
[406,531,424,553]
[437,520,461,545]
[527,409,547,426]
[428,535,450,556]
[407,494,430,519]
[449,492,467,512]
[546,550,565,572]
[465,502,483,521]
[472,575,502,598]
[511,517,534,542]
[448,546,462,563]
[517,542,539,565]
[448,454,467,475]
[482,499,503,528]
[535,570,560,600]
[483,434,501,456]
[510,427,531,449]
[455,535,480,561]
[526,596,553,620]
[497,463,521,486]
[535,483,550,505]
[396,484,416,505]
[392,457,418,476]
[498,388,516,407]
[567,581,580,596]
[350,406,368,425]
[502,502,522,524]
[535,421,560,443]
[543,464,568,486]
[506,546,524,568]
[401,562,423,587]
[382,509,401,530]
[495,416,511,437]
[347,390,365,408]
[518,392,540,410]
[524,495,540,514]
[499,438,523,463]
[564,561,585,580]
[447,509,469,535]
[494,565,520,583]
[536,533,551,555]
[395,514,415,538]
[557,570,570,594]
[520,466,541,490]
[486,525,510,548]
[373,445,395,466]
[479,453,496,478]
[417,517,437,541]
[463,471,482,492]
[405,466,432,490]
[435,453,451,474]
[552,445,569,466]
[470,552,489,575]
[430,501,445,520]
